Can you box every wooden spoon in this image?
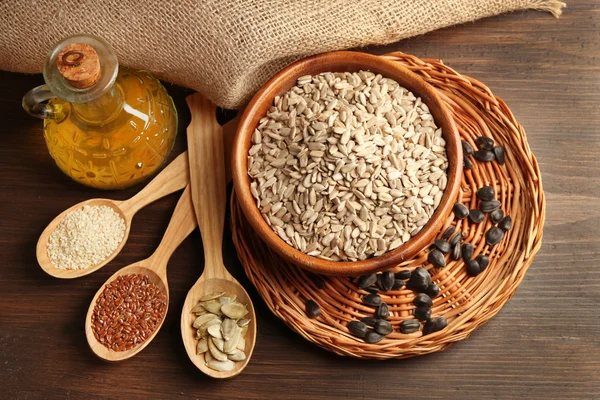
[37,152,189,279]
[85,185,197,361]
[181,93,256,378]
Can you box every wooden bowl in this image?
[232,51,462,276]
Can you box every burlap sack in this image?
[0,0,564,109]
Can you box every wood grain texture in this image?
[0,1,598,398]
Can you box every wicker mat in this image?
[230,52,545,359]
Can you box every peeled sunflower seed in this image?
[400,319,421,334]
[201,300,222,315]
[453,203,469,219]
[196,337,208,355]
[207,324,223,339]
[428,249,446,268]
[491,209,504,224]
[480,200,501,213]
[200,292,225,302]
[228,349,246,361]
[221,318,238,341]
[221,302,249,319]
[486,227,504,245]
[474,150,495,162]
[493,145,505,165]
[476,136,495,150]
[477,186,495,201]
[499,216,513,231]
[193,313,219,329]
[461,140,474,156]
[348,321,368,338]
[208,337,229,361]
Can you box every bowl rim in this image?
[232,51,462,276]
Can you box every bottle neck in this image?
[71,81,124,125]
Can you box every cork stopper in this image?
[57,43,101,89]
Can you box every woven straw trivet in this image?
[230,52,545,359]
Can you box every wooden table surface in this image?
[1,2,598,399]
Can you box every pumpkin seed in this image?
[414,306,432,321]
[434,239,451,254]
[499,216,512,231]
[197,319,221,338]
[461,140,474,156]
[237,337,246,351]
[207,324,223,339]
[428,249,446,268]
[493,145,505,165]
[474,150,495,162]
[461,243,474,262]
[193,313,219,329]
[240,325,248,338]
[237,318,251,327]
[486,226,504,245]
[223,327,242,353]
[476,136,494,150]
[196,337,208,354]
[200,292,225,302]
[221,302,249,319]
[363,293,382,307]
[425,283,440,298]
[395,269,411,280]
[400,319,421,334]
[228,350,247,361]
[190,303,205,314]
[208,337,228,361]
[364,330,384,344]
[375,302,389,320]
[211,336,225,352]
[206,357,234,372]
[477,186,495,201]
[464,157,473,170]
[422,316,448,335]
[491,209,505,224]
[406,267,431,292]
[374,319,393,335]
[360,316,377,327]
[201,300,222,315]
[466,259,481,276]
[441,225,455,240]
[221,318,237,341]
[414,293,433,308]
[480,200,501,213]
[451,242,461,261]
[219,296,232,306]
[221,293,237,303]
[476,255,490,272]
[348,321,368,338]
[305,300,321,319]
[453,203,469,219]
[357,274,377,289]
[468,209,484,224]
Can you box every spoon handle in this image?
[186,93,229,279]
[151,185,197,275]
[120,151,190,218]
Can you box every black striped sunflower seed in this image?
[347,321,368,338]
[360,316,378,327]
[461,243,474,262]
[477,186,495,201]
[414,306,432,321]
[400,319,421,334]
[374,319,393,335]
[363,293,382,307]
[414,293,433,308]
[364,330,384,344]
[468,209,485,224]
[391,279,405,290]
[375,303,390,320]
[451,243,461,261]
[434,239,451,254]
[491,209,504,224]
[450,231,463,246]
[395,270,411,280]
[428,249,446,268]
[311,274,326,289]
[406,267,432,292]
[493,145,505,165]
[453,203,469,219]
[499,216,513,231]
[461,140,474,156]
[364,286,379,294]
[476,255,490,272]
[305,300,321,319]
[422,316,448,335]
[425,283,440,298]
[474,150,495,162]
[379,271,395,292]
[476,136,495,150]
[464,157,473,170]
[441,225,456,240]
[466,259,481,276]
[357,274,377,289]
[486,227,504,245]
[480,200,501,213]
